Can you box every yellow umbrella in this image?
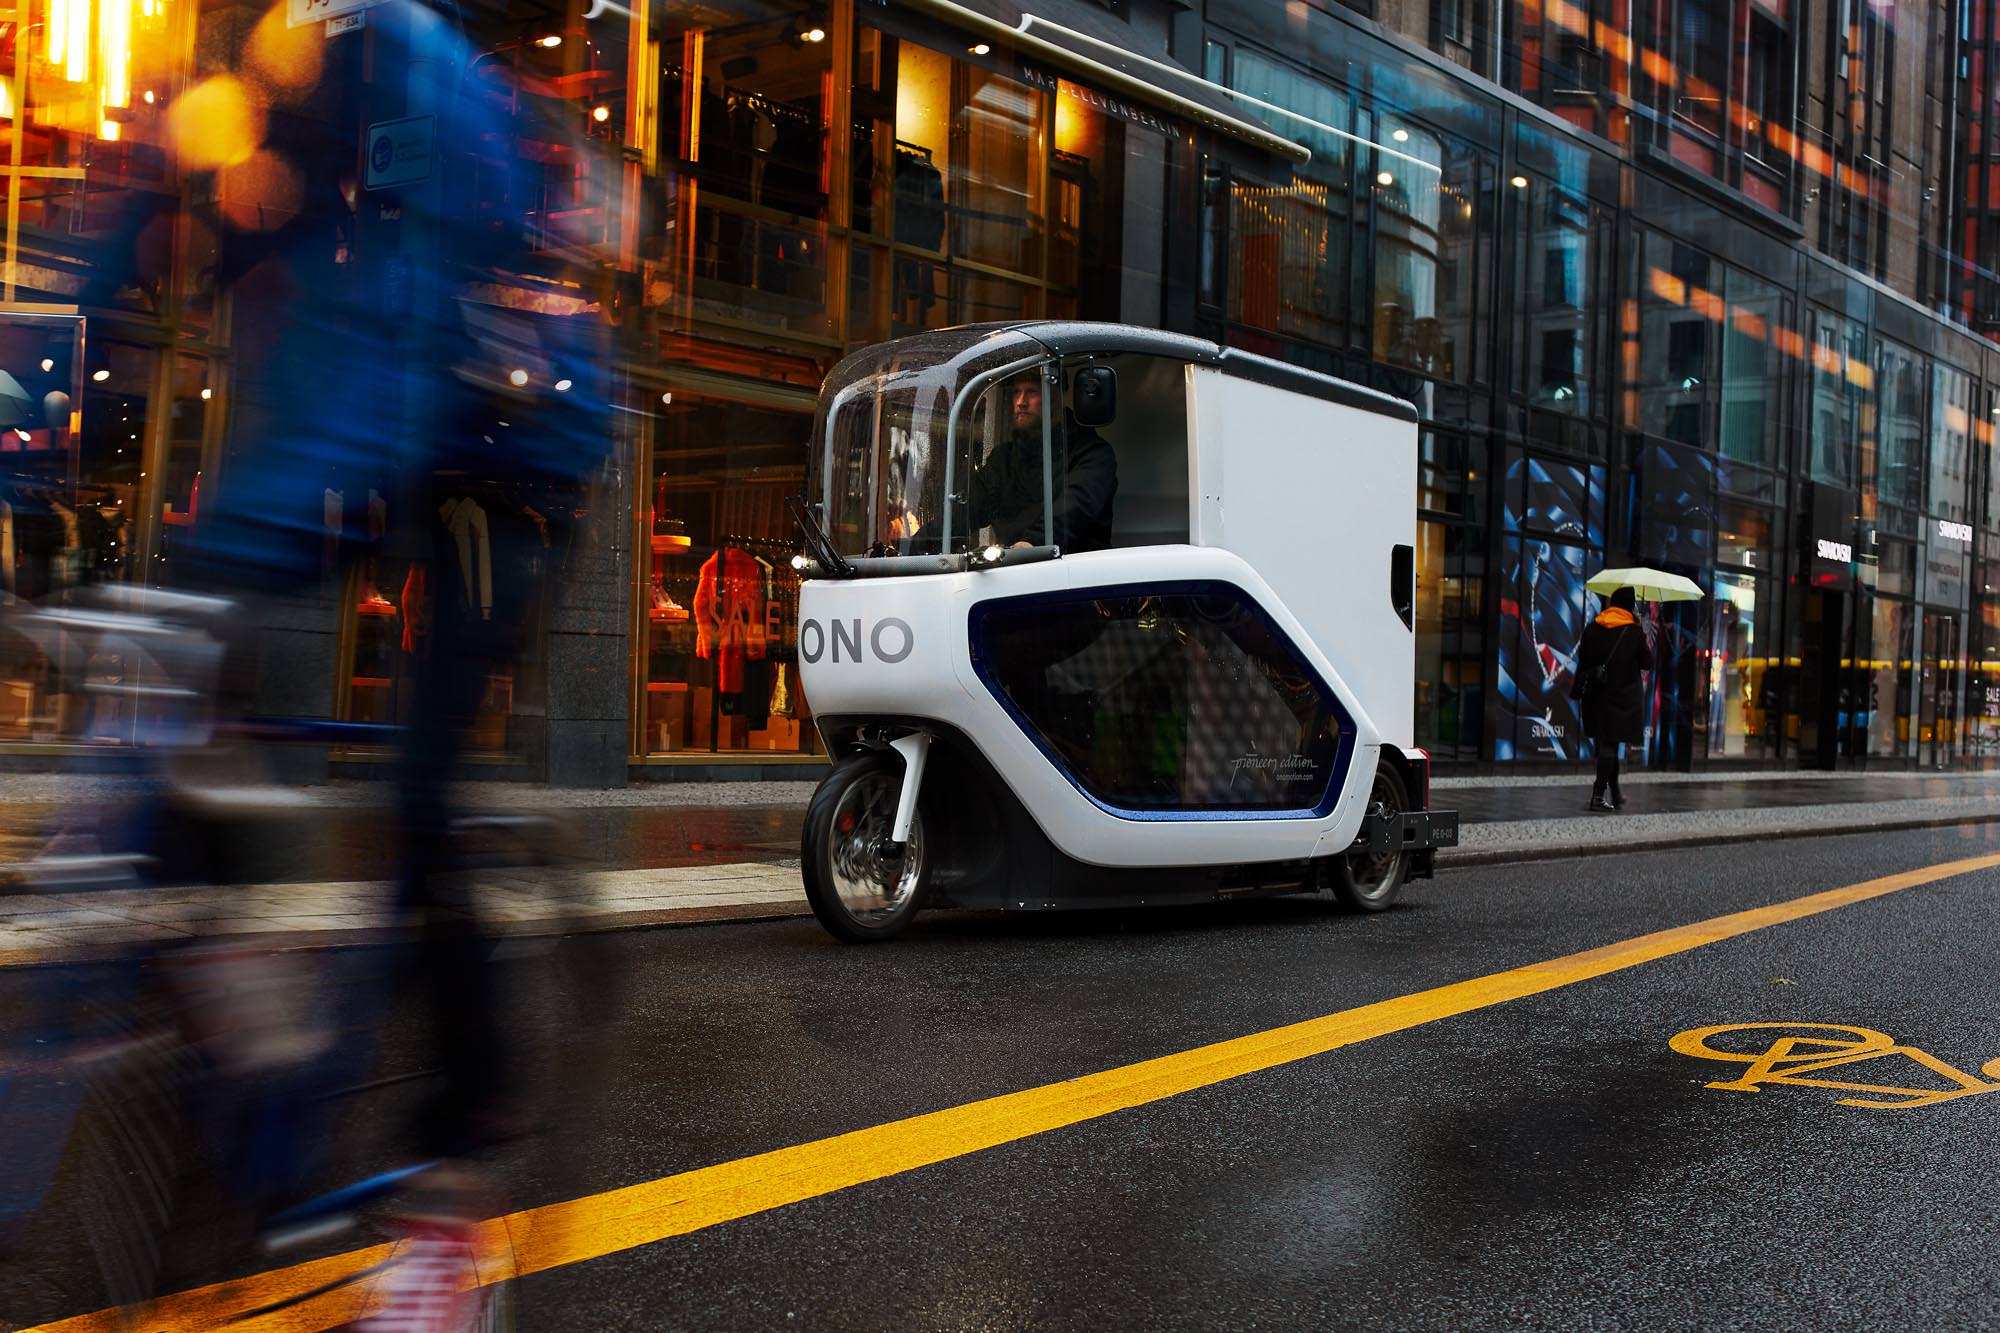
[1586,566,1704,602]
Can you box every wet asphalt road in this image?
[6,821,2000,1329]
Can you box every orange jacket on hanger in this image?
[694,546,768,693]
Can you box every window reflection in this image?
[1932,364,1975,527]
[1226,49,1352,347]
[1871,339,1924,514]
[1720,270,1782,466]
[1809,309,1865,489]
[1518,176,1598,414]
[1639,236,1716,447]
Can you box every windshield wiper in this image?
[788,494,855,578]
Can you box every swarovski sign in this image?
[1937,519,1974,544]
[1815,538,1854,562]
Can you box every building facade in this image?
[4,0,2000,779]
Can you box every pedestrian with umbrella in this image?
[1571,567,1702,810]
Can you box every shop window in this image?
[3,0,179,308]
[661,3,828,217]
[1863,592,1914,758]
[1419,430,1489,525]
[1708,570,1773,759]
[456,2,630,262]
[653,1,833,341]
[639,389,814,757]
[336,483,553,758]
[153,355,214,588]
[1414,518,1485,761]
[0,316,153,742]
[1716,497,1773,570]
[848,25,1088,336]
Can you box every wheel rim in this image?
[825,771,925,925]
[1344,772,1405,901]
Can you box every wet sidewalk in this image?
[4,767,1999,961]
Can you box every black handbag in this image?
[1575,625,1630,701]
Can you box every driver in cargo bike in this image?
[972,371,1119,554]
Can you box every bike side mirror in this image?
[1071,365,1117,428]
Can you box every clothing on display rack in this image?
[769,660,792,718]
[693,543,769,696]
[439,495,494,622]
[401,564,429,655]
[894,142,946,320]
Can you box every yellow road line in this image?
[26,851,2000,1333]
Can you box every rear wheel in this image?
[1328,763,1409,912]
[802,752,930,943]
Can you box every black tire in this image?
[1328,762,1409,913]
[802,752,930,943]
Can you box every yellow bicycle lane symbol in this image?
[1670,1023,2000,1110]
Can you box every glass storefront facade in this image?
[9,0,2000,777]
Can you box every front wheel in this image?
[1327,763,1409,913]
[802,752,930,943]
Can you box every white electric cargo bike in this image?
[791,322,1457,942]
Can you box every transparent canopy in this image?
[813,326,1053,559]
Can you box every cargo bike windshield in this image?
[813,328,1057,563]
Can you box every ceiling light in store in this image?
[92,369,109,382]
[1376,171,1393,186]
[661,391,673,405]
[508,368,529,387]
[970,43,991,55]
[1511,175,1529,188]
[592,105,610,122]
[801,26,826,43]
[541,35,562,47]
[143,90,156,105]
[200,388,212,400]
[40,358,53,372]
[1392,128,1409,142]
[555,378,573,392]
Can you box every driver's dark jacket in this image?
[968,415,1117,553]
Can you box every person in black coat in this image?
[1570,584,1656,811]
[971,373,1118,553]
